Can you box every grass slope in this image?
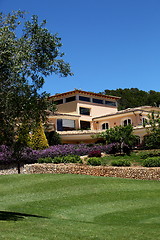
[0,174,160,240]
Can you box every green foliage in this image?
[98,124,138,148]
[111,159,131,167]
[142,157,160,167]
[45,131,61,145]
[38,154,81,164]
[143,111,160,149]
[52,156,63,164]
[102,88,160,110]
[61,155,81,163]
[87,157,102,166]
[0,11,72,146]
[17,122,31,147]
[38,157,53,163]
[30,122,49,150]
[140,150,160,159]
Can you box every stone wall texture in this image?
[24,163,160,180]
[0,163,160,180]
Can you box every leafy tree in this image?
[17,122,31,147]
[143,111,160,149]
[0,11,72,171]
[97,124,139,154]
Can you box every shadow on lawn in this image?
[0,211,47,221]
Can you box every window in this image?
[54,99,63,105]
[65,96,76,103]
[79,96,91,102]
[80,121,91,130]
[142,117,148,125]
[105,101,116,107]
[123,119,131,126]
[57,119,75,131]
[102,123,109,130]
[92,98,104,104]
[80,107,90,115]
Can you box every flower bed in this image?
[0,143,120,165]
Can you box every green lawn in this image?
[0,174,160,240]
[100,150,160,166]
[100,151,143,166]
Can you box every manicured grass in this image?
[0,174,160,240]
[100,151,154,166]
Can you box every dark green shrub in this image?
[88,150,101,157]
[122,145,131,155]
[45,131,61,146]
[142,157,160,167]
[52,156,62,164]
[53,155,82,164]
[38,155,82,164]
[87,157,101,166]
[62,155,81,163]
[143,134,160,149]
[111,159,131,167]
[38,157,53,163]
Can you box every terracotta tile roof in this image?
[49,112,80,117]
[48,89,120,100]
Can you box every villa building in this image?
[47,90,160,144]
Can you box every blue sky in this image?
[1,0,160,95]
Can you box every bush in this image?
[140,151,160,159]
[142,157,160,167]
[143,134,160,149]
[45,131,61,146]
[111,159,131,167]
[38,157,53,163]
[87,157,101,166]
[0,145,14,165]
[30,122,49,150]
[61,155,81,163]
[52,156,63,164]
[122,145,131,155]
[38,154,82,164]
[88,150,101,157]
[106,143,120,154]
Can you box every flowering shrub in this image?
[88,150,101,157]
[0,145,14,164]
[0,143,129,165]
[105,143,130,155]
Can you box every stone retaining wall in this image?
[0,164,24,175]
[0,163,159,180]
[24,163,160,180]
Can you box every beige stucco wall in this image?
[53,99,118,131]
[95,112,144,130]
[56,101,78,115]
[77,102,117,117]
